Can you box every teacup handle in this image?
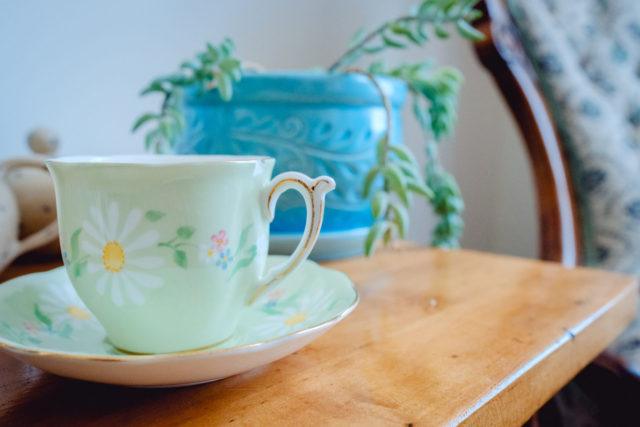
[248,172,335,304]
[1,158,59,256]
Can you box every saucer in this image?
[0,256,358,387]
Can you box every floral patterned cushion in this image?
[508,0,640,375]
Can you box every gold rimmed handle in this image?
[248,172,335,304]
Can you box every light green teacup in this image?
[46,155,335,354]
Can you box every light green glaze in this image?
[0,258,357,356]
[45,156,283,354]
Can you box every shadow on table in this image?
[0,356,272,426]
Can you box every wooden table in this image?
[0,248,637,425]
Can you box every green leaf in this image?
[180,61,198,71]
[220,37,235,57]
[408,181,435,199]
[362,166,381,197]
[131,113,159,133]
[362,45,385,54]
[174,249,188,269]
[371,191,389,219]
[388,144,418,165]
[390,22,423,45]
[217,72,233,101]
[140,80,169,96]
[382,164,410,206]
[348,27,367,48]
[144,129,165,152]
[383,226,394,245]
[219,58,241,74]
[434,23,450,38]
[70,228,82,260]
[376,136,388,164]
[382,33,406,48]
[166,108,186,129]
[465,9,483,22]
[364,221,390,256]
[455,19,485,41]
[145,210,165,222]
[398,161,420,181]
[368,60,386,75]
[34,304,52,330]
[177,226,195,240]
[390,204,409,238]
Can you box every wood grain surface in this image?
[0,248,636,426]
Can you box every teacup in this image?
[46,155,335,354]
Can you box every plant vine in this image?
[132,0,484,255]
[330,0,483,253]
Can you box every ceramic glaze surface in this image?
[45,156,333,354]
[0,258,358,386]
[173,72,407,236]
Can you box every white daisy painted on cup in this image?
[81,202,164,306]
[253,289,336,340]
[38,280,98,330]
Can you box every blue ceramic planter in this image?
[174,72,407,258]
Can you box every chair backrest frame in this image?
[472,0,581,266]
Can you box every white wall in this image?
[0,0,537,258]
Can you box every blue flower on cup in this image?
[216,248,234,270]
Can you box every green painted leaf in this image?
[70,228,82,260]
[177,226,195,240]
[228,245,257,280]
[145,210,165,222]
[58,323,73,338]
[235,224,253,256]
[34,304,52,331]
[174,249,188,269]
[261,306,283,316]
[72,260,87,278]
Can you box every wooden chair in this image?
[472,0,640,422]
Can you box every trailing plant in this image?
[132,38,241,152]
[133,0,484,255]
[329,0,483,254]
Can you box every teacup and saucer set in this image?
[0,155,358,387]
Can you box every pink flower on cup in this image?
[210,230,228,252]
